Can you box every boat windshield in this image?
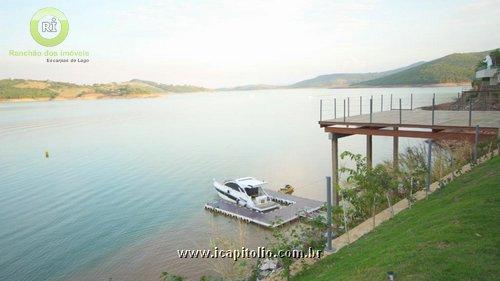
[245,186,260,197]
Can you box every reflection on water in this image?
[0,87,460,280]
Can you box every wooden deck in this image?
[321,109,500,128]
[319,109,500,141]
[205,189,324,228]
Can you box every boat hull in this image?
[215,187,238,204]
[213,179,279,212]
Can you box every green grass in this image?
[0,79,57,99]
[293,156,500,281]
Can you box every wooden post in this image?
[330,133,339,206]
[381,95,383,112]
[367,135,373,169]
[393,127,399,171]
[410,93,413,110]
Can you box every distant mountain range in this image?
[288,61,426,88]
[128,79,209,93]
[355,51,488,86]
[219,49,494,90]
[1,49,495,101]
[0,79,209,101]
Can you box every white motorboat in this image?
[213,177,279,212]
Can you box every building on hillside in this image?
[475,54,499,90]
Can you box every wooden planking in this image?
[319,110,500,129]
[319,120,498,130]
[205,189,324,228]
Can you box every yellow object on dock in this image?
[279,184,294,195]
[45,151,49,158]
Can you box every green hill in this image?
[289,61,425,88]
[293,155,500,281]
[0,79,209,101]
[128,79,209,93]
[356,51,491,86]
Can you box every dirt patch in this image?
[436,241,450,249]
[485,171,497,177]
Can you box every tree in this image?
[268,217,326,281]
[476,60,487,70]
[340,151,385,229]
[377,164,399,217]
[269,224,301,281]
[490,48,499,66]
[398,146,428,208]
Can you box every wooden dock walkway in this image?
[204,189,324,228]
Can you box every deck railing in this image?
[319,92,500,128]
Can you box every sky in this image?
[1,0,499,88]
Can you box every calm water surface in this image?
[0,88,461,280]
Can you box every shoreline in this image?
[217,83,470,91]
[0,93,164,104]
[0,84,469,104]
[346,82,470,88]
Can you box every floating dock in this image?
[204,189,324,228]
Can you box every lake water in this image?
[0,87,461,280]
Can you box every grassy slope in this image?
[128,79,209,93]
[357,51,490,86]
[289,61,426,88]
[293,156,500,281]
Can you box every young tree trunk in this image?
[408,178,413,209]
[372,201,376,229]
[343,212,350,243]
[409,189,412,209]
[386,193,394,217]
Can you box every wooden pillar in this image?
[366,135,373,169]
[393,127,399,171]
[330,133,339,206]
